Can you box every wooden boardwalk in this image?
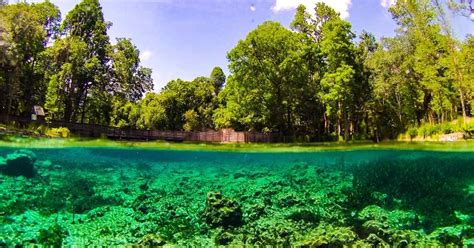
[0,115,279,143]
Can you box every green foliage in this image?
[404,119,472,139]
[37,0,152,125]
[111,38,153,102]
[408,127,418,139]
[1,0,473,142]
[462,122,474,137]
[216,21,303,132]
[0,1,60,116]
[132,73,219,131]
[210,66,225,94]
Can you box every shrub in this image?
[418,125,429,138]
[45,127,70,138]
[462,123,474,137]
[36,125,49,135]
[407,127,418,140]
[440,123,453,134]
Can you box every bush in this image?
[418,123,444,137]
[440,123,453,134]
[45,127,70,138]
[407,127,418,140]
[462,123,474,137]
[36,125,49,135]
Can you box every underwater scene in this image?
[0,147,474,247]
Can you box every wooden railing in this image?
[0,115,280,143]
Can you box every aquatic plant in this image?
[138,233,166,246]
[202,192,243,228]
[37,224,67,248]
[298,225,358,247]
[350,156,474,230]
[214,230,234,245]
[286,209,320,225]
[64,177,119,214]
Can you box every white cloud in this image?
[140,50,152,62]
[250,5,256,12]
[380,0,396,8]
[272,0,352,19]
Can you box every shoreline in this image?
[1,134,473,153]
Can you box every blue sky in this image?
[26,0,474,91]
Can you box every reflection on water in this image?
[0,148,473,246]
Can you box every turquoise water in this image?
[0,148,473,246]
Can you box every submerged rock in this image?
[202,192,243,228]
[0,150,37,178]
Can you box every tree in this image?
[390,0,452,123]
[210,66,225,95]
[159,76,216,131]
[111,38,153,102]
[135,92,166,130]
[367,36,422,138]
[289,4,327,136]
[49,0,111,123]
[459,35,474,112]
[447,0,474,19]
[44,36,89,121]
[216,21,302,133]
[318,15,358,140]
[0,1,60,116]
[354,31,378,138]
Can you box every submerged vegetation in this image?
[1,0,473,142]
[0,147,473,246]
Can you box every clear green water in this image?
[0,147,473,246]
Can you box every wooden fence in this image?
[0,115,279,143]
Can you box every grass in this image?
[0,134,473,153]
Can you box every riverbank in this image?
[0,134,473,153]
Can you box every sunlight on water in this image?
[0,147,473,246]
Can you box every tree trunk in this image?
[323,113,328,134]
[459,88,467,124]
[64,81,75,122]
[343,107,349,142]
[286,104,292,135]
[81,87,89,124]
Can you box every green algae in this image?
[0,146,473,246]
